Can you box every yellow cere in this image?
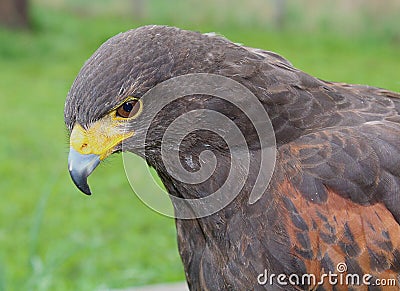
[70,112,134,160]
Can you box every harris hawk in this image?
[64,26,400,290]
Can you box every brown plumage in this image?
[64,25,400,290]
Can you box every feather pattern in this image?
[64,25,400,290]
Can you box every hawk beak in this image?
[67,120,134,195]
[68,147,100,195]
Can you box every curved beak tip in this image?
[69,171,92,195]
[68,148,100,196]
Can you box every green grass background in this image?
[0,0,399,290]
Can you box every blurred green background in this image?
[0,0,399,290]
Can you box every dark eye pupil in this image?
[116,99,140,118]
[123,102,134,112]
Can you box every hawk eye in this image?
[116,99,141,118]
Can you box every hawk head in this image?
[65,25,243,194]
